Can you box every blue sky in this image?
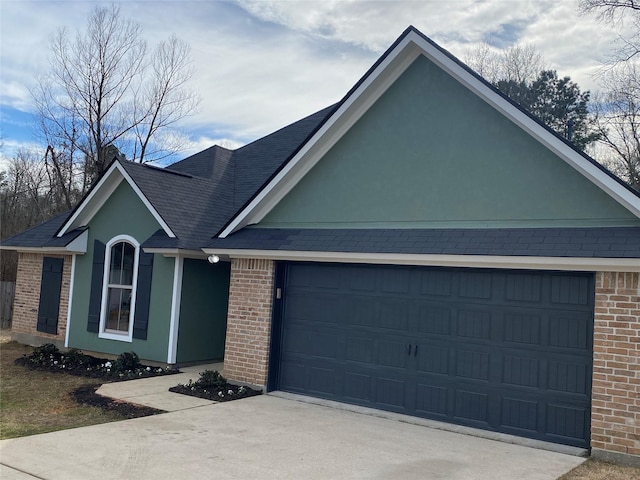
[0,0,628,168]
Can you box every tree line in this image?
[1,4,198,280]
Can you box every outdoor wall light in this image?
[207,254,220,264]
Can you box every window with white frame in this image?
[99,235,139,341]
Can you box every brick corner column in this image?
[591,272,640,466]
[12,253,71,346]
[223,258,275,388]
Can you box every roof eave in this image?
[202,248,640,273]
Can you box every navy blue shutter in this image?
[87,240,106,333]
[132,251,153,340]
[37,257,64,334]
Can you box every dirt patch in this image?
[560,458,640,479]
[71,384,163,418]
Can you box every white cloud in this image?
[0,0,631,154]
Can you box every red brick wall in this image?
[592,272,640,461]
[12,252,71,344]
[223,258,275,387]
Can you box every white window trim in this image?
[98,235,140,342]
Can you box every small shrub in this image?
[32,343,60,357]
[195,370,227,389]
[63,348,91,369]
[113,352,141,373]
[29,343,61,365]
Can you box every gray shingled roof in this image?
[206,227,640,258]
[1,105,336,251]
[1,212,85,249]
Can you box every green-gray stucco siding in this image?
[68,180,174,362]
[176,259,230,363]
[260,55,640,229]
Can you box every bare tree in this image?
[33,4,199,194]
[132,35,198,162]
[592,62,640,189]
[465,42,546,84]
[579,0,640,63]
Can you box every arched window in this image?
[99,235,139,341]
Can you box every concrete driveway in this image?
[1,395,585,480]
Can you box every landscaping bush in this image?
[170,370,261,402]
[195,370,227,389]
[113,352,141,373]
[16,345,178,380]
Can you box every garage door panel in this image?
[548,313,590,350]
[345,336,375,363]
[415,384,449,416]
[457,309,492,340]
[551,276,591,306]
[416,303,452,335]
[347,266,377,292]
[275,263,593,448]
[286,294,346,325]
[546,403,589,441]
[501,397,539,432]
[419,270,453,297]
[547,360,589,394]
[282,325,339,359]
[456,349,490,381]
[416,343,449,375]
[459,272,493,299]
[307,366,338,396]
[454,390,490,424]
[380,267,412,294]
[502,355,540,388]
[377,340,411,368]
[503,312,541,345]
[375,377,407,409]
[279,362,307,392]
[505,273,543,303]
[379,299,410,331]
[344,372,372,401]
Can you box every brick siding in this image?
[12,252,71,344]
[223,258,275,387]
[592,272,640,462]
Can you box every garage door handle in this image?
[413,345,418,357]
[407,344,412,355]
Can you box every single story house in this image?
[2,27,639,465]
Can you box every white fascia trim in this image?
[142,248,205,259]
[167,256,184,364]
[203,248,640,273]
[58,162,176,238]
[64,254,77,348]
[219,32,640,238]
[3,247,74,254]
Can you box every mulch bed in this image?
[71,384,164,418]
[15,344,180,382]
[169,383,261,402]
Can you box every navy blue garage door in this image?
[272,263,593,448]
